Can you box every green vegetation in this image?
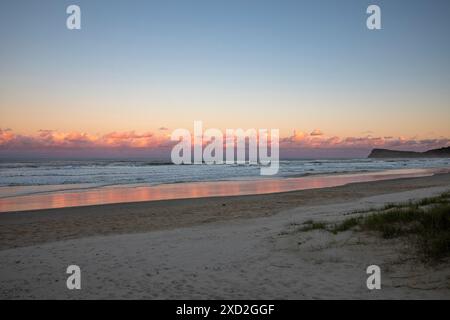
[299,191,450,262]
[298,220,327,232]
[330,217,362,233]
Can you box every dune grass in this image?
[298,191,450,262]
[298,220,328,232]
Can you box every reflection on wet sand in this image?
[0,168,440,212]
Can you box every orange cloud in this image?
[0,128,14,144]
[284,130,307,142]
[0,128,449,154]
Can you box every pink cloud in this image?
[280,130,450,151]
[1,128,449,156]
[0,129,171,150]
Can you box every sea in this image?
[1,158,449,199]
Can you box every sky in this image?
[0,0,449,158]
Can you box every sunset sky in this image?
[1,0,449,158]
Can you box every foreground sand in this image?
[1,174,450,299]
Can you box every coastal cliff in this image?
[368,147,450,158]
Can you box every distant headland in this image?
[368,147,450,158]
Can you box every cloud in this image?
[280,129,450,151]
[310,129,324,136]
[158,127,169,131]
[0,128,14,144]
[1,128,449,155]
[282,130,307,143]
[0,128,172,150]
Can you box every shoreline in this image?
[1,172,450,251]
[1,167,448,213]
[1,175,449,299]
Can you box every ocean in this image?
[1,158,449,199]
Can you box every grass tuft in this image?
[298,220,327,232]
[330,217,362,233]
[298,191,450,261]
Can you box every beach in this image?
[1,0,450,305]
[1,173,449,299]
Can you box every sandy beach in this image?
[1,173,450,299]
[2,0,450,305]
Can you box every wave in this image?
[1,158,449,189]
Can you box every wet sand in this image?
[0,173,449,299]
[0,168,442,213]
[1,172,450,251]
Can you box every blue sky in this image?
[0,0,449,156]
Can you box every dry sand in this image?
[0,173,450,299]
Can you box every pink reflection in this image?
[0,168,443,213]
